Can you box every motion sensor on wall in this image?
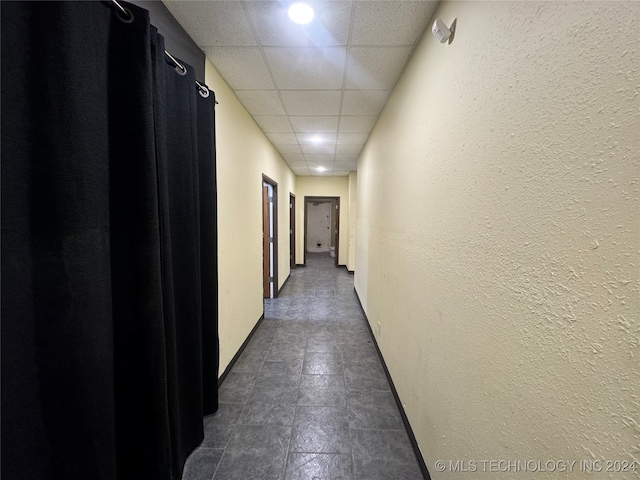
[432,18,452,43]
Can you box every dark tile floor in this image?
[182,253,423,480]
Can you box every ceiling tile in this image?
[339,116,378,133]
[332,171,351,176]
[296,133,337,145]
[351,1,438,46]
[171,0,436,177]
[301,144,336,155]
[276,144,303,154]
[281,90,342,115]
[235,90,285,115]
[290,116,339,133]
[335,156,357,165]
[246,1,352,47]
[253,116,292,133]
[335,158,357,167]
[164,1,256,47]
[337,133,369,145]
[345,46,412,89]
[292,166,311,175]
[203,47,274,90]
[287,162,309,169]
[267,132,298,144]
[304,154,335,164]
[265,47,346,89]
[335,164,357,172]
[341,90,388,115]
[310,169,333,176]
[281,153,305,163]
[336,145,362,156]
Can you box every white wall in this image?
[296,176,350,266]
[356,2,639,478]
[306,201,332,253]
[206,59,296,374]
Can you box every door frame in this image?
[303,196,340,267]
[262,174,279,298]
[289,193,296,269]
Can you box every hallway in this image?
[183,253,423,480]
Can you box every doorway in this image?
[289,193,296,269]
[262,175,278,298]
[303,196,340,267]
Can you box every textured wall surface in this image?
[296,176,350,265]
[206,60,295,374]
[355,2,639,478]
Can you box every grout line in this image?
[352,287,432,480]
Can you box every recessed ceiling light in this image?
[315,166,327,172]
[288,3,314,25]
[310,135,323,144]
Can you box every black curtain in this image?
[1,2,219,479]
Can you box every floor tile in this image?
[351,429,422,480]
[306,336,342,353]
[266,344,306,363]
[347,391,404,430]
[303,351,344,375]
[255,361,303,388]
[202,403,245,448]
[284,453,353,480]
[341,343,379,365]
[218,372,256,404]
[184,253,423,480]
[213,425,291,480]
[290,406,351,454]
[182,447,223,480]
[297,375,346,407]
[344,363,390,392]
[233,348,267,373]
[238,386,298,426]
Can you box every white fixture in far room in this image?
[432,18,452,43]
[288,3,314,25]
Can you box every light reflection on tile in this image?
[182,253,423,480]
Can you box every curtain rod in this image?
[110,0,217,103]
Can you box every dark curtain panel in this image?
[197,87,220,417]
[1,2,219,480]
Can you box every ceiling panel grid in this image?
[165,0,439,175]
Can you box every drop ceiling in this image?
[163,1,439,176]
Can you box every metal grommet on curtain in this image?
[165,50,187,76]
[196,81,210,98]
[111,0,134,23]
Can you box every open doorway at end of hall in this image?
[262,175,278,298]
[303,196,339,267]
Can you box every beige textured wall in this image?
[295,176,350,266]
[355,2,639,478]
[205,59,295,375]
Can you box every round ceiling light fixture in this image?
[288,2,314,24]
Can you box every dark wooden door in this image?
[262,186,270,298]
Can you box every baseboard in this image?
[278,273,291,294]
[217,314,265,388]
[354,287,432,480]
[347,270,354,275]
